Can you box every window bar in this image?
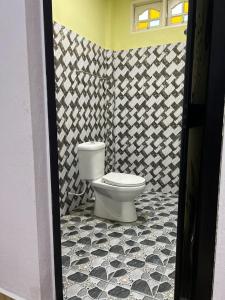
[162,0,167,26]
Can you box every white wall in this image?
[213,119,225,300]
[0,0,55,299]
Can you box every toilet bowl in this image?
[92,173,145,222]
[78,142,146,222]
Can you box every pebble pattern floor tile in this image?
[61,191,178,300]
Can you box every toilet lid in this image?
[102,172,145,187]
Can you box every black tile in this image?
[95,238,108,244]
[124,229,137,236]
[158,212,169,217]
[129,247,141,253]
[164,222,176,228]
[108,286,130,298]
[110,223,122,229]
[76,250,88,257]
[146,254,163,265]
[127,259,145,268]
[131,279,152,296]
[73,257,89,265]
[169,231,177,237]
[113,269,127,277]
[138,216,148,222]
[109,245,124,255]
[150,271,162,281]
[71,217,81,222]
[125,240,136,246]
[90,266,107,280]
[68,296,81,300]
[77,237,91,245]
[157,207,165,211]
[168,270,176,279]
[138,225,147,230]
[140,230,151,236]
[110,260,123,268]
[66,231,79,236]
[80,225,93,231]
[168,256,176,264]
[144,206,154,211]
[88,287,102,299]
[95,232,104,238]
[62,255,70,267]
[165,203,175,207]
[61,240,76,247]
[68,226,76,230]
[140,239,155,246]
[150,224,163,230]
[86,217,95,222]
[68,272,88,283]
[151,217,159,221]
[95,222,107,229]
[158,282,172,293]
[161,249,171,256]
[108,232,123,238]
[156,236,171,244]
[91,249,108,257]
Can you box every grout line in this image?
[74,69,111,82]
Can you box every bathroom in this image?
[52,0,187,299]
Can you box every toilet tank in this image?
[77,142,105,180]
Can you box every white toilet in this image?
[77,141,146,222]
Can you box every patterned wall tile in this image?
[53,21,186,215]
[113,44,186,194]
[54,23,114,215]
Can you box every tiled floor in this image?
[61,190,178,300]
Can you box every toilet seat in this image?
[102,172,145,187]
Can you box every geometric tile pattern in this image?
[53,22,115,215]
[53,21,185,215]
[61,190,178,299]
[113,44,185,194]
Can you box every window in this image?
[168,0,189,25]
[134,2,163,31]
[133,0,189,32]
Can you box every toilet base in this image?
[93,191,138,222]
[92,178,145,223]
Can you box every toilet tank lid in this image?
[102,172,146,187]
[78,141,105,151]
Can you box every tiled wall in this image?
[53,22,186,215]
[54,23,114,215]
[113,44,185,194]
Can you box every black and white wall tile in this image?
[53,22,186,215]
[112,44,185,194]
[54,23,114,215]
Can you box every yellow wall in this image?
[110,0,187,50]
[52,0,187,50]
[52,0,109,48]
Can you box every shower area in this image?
[53,0,186,299]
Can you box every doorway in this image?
[42,0,225,299]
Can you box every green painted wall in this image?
[52,0,187,50]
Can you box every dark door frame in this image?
[42,0,225,299]
[175,0,225,299]
[42,1,63,299]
